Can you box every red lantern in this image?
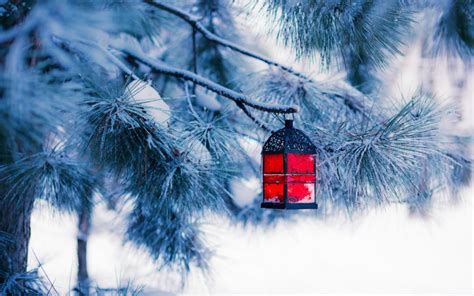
[261,119,318,209]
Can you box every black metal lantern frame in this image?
[261,119,318,210]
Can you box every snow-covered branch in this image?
[144,0,310,81]
[145,0,371,118]
[119,46,299,114]
[64,37,278,128]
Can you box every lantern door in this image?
[262,153,285,206]
[286,153,317,209]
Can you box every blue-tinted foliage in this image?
[0,0,470,287]
[424,0,474,61]
[127,205,211,279]
[78,76,174,177]
[0,150,94,213]
[263,0,414,69]
[0,268,48,295]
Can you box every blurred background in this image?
[26,2,473,294]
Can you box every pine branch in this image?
[126,208,211,281]
[0,267,49,295]
[264,1,414,70]
[0,151,94,213]
[118,45,299,114]
[428,1,474,61]
[143,0,310,81]
[55,3,367,119]
[67,37,277,129]
[144,1,373,118]
[78,77,174,176]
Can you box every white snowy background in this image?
[27,6,473,295]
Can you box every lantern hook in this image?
[284,113,294,128]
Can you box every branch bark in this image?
[0,197,35,280]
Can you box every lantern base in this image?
[261,202,318,210]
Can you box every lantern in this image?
[261,119,318,209]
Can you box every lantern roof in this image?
[262,120,316,154]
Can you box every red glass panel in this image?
[288,183,315,203]
[263,154,284,173]
[287,153,315,174]
[263,183,284,203]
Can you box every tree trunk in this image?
[75,208,91,296]
[0,197,35,281]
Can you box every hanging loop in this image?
[284,113,295,121]
[284,113,294,128]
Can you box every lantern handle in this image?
[284,113,294,128]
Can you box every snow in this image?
[125,79,170,126]
[28,188,473,294]
[206,195,472,294]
